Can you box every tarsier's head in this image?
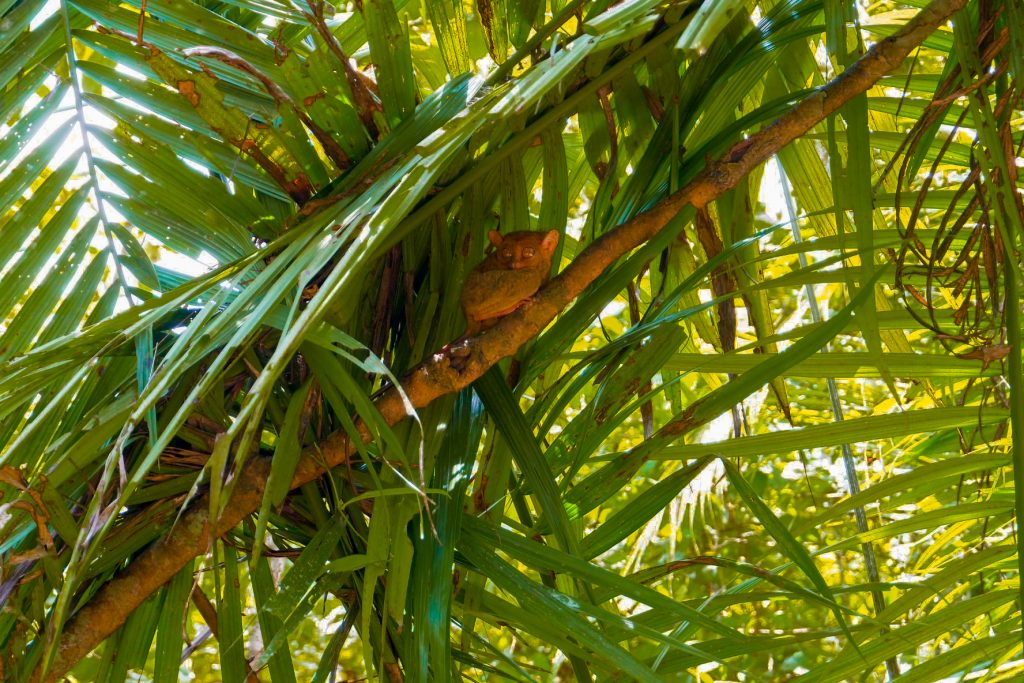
[488,230,560,270]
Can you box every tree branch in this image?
[42,0,966,678]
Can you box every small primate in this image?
[461,229,560,336]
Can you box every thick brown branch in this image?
[43,0,966,678]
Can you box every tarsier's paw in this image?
[437,339,472,372]
[517,296,538,312]
[449,346,472,372]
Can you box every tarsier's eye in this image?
[523,248,536,258]
[502,249,513,259]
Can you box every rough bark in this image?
[42,0,967,678]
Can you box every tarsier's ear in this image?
[488,230,503,247]
[542,230,560,252]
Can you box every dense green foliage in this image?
[1,0,1022,680]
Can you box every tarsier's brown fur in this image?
[461,229,560,336]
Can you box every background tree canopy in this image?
[1,0,1022,680]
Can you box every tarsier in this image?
[461,229,560,336]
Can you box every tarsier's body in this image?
[461,229,560,336]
